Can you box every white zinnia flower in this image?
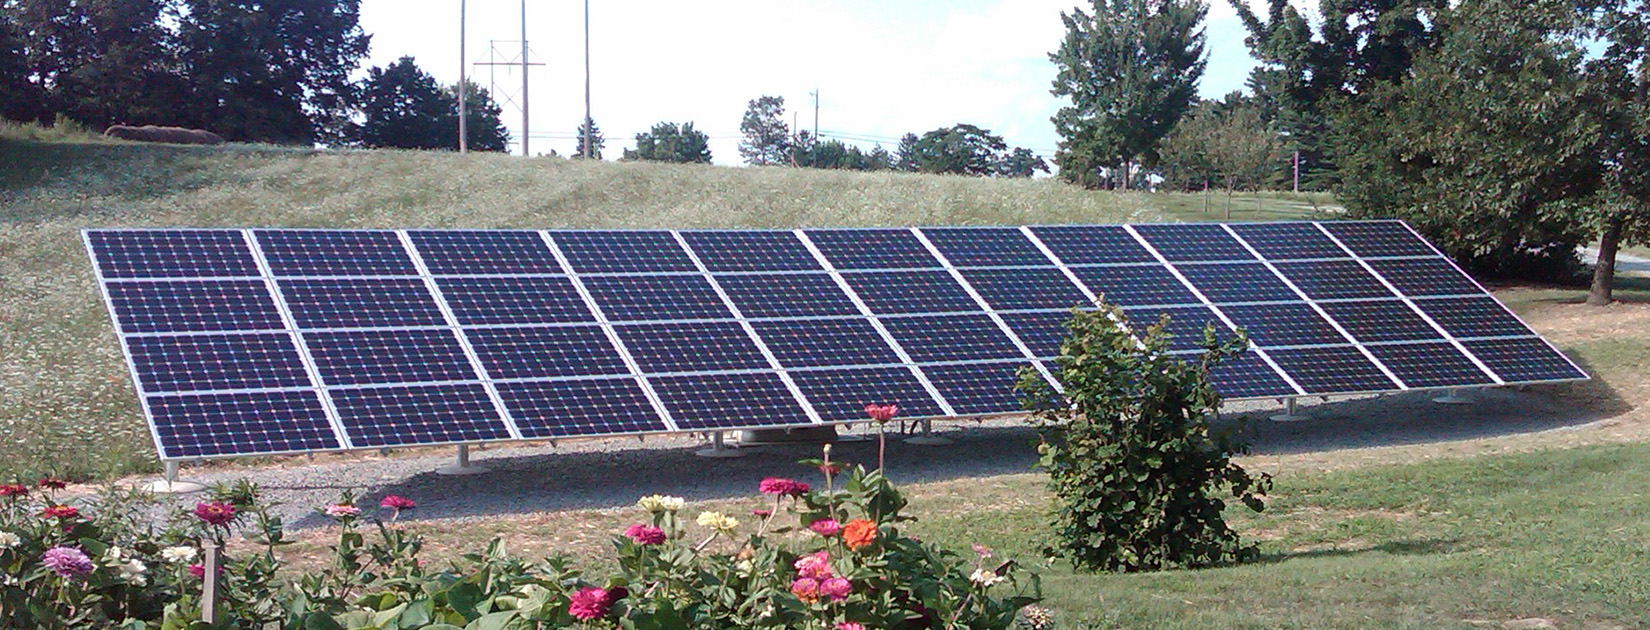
[161,546,197,564]
[0,532,20,549]
[118,559,147,585]
[970,568,1003,588]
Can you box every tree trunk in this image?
[1119,160,1131,191]
[1588,216,1624,306]
[1224,176,1234,220]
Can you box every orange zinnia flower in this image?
[842,519,878,550]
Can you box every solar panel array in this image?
[85,221,1587,461]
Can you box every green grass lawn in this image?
[894,440,1650,629]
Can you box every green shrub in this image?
[1017,307,1271,572]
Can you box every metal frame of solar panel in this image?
[84,220,1587,463]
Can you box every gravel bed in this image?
[139,386,1599,530]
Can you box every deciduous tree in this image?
[354,56,507,152]
[1050,0,1207,189]
[623,121,712,163]
[737,95,790,165]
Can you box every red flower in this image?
[193,501,236,526]
[37,478,67,490]
[864,404,898,423]
[0,484,27,499]
[568,586,624,620]
[623,524,666,545]
[751,508,773,518]
[758,477,809,497]
[818,462,847,476]
[186,563,223,579]
[40,504,78,519]
[379,495,416,510]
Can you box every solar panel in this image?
[85,222,1586,462]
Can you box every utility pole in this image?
[811,88,819,139]
[1292,149,1300,193]
[520,0,529,156]
[458,0,467,153]
[583,0,592,159]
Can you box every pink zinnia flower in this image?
[751,508,772,518]
[0,484,28,498]
[790,577,821,603]
[864,403,898,423]
[37,477,67,490]
[837,623,866,630]
[40,504,78,520]
[623,524,666,545]
[379,495,416,510]
[41,546,93,579]
[324,504,360,518]
[193,501,235,526]
[820,576,852,602]
[187,563,224,579]
[793,550,832,579]
[809,519,842,537]
[568,586,621,620]
[972,543,994,558]
[759,477,807,497]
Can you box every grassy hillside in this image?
[0,126,1332,481]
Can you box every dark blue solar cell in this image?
[750,318,903,368]
[106,280,284,333]
[789,366,946,422]
[1123,305,1233,351]
[841,270,981,315]
[880,314,1026,362]
[255,230,417,276]
[1366,258,1483,297]
[435,276,594,325]
[998,310,1078,358]
[1068,265,1200,307]
[920,227,1050,267]
[960,267,1093,311]
[1266,346,1398,394]
[146,390,340,458]
[1461,337,1587,383]
[1274,260,1395,300]
[1177,262,1298,303]
[804,229,942,270]
[1366,342,1496,388]
[304,329,480,386]
[716,273,861,318]
[583,275,733,322]
[128,333,312,393]
[329,383,510,447]
[922,361,1042,415]
[279,278,446,328]
[1204,352,1297,399]
[550,231,698,273]
[466,325,629,380]
[680,230,823,272]
[1221,303,1345,347]
[1321,221,1437,258]
[650,372,812,430]
[1413,297,1535,339]
[498,378,669,438]
[1228,223,1349,260]
[1028,225,1155,264]
[1318,300,1444,343]
[88,230,260,279]
[614,321,770,373]
[1132,224,1255,262]
[408,230,563,275]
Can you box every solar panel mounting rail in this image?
[83,220,1588,463]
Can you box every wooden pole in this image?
[201,541,220,623]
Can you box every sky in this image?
[358,0,1264,163]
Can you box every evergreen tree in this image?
[894,133,920,171]
[574,117,605,159]
[623,121,712,163]
[353,57,507,152]
[738,95,791,165]
[996,148,1050,178]
[1050,0,1207,189]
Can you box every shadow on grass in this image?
[1253,537,1463,566]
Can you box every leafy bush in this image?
[1017,307,1271,572]
[0,456,1040,629]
